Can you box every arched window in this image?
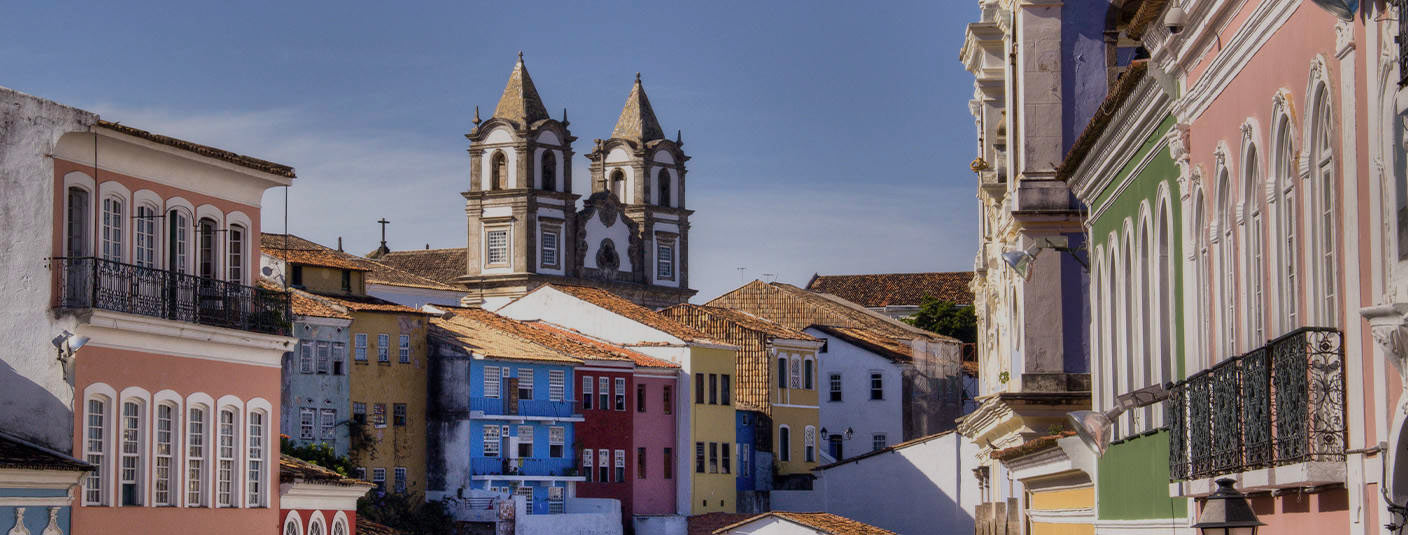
[136,204,159,268]
[332,517,348,535]
[1216,171,1236,356]
[777,356,788,390]
[168,210,189,274]
[67,187,91,258]
[283,513,303,535]
[1157,198,1174,398]
[119,399,144,506]
[216,408,237,507]
[246,410,266,507]
[187,404,207,506]
[154,402,178,506]
[198,218,218,279]
[228,224,245,283]
[1192,188,1209,367]
[102,196,124,262]
[83,396,108,506]
[1241,145,1265,346]
[1138,218,1153,427]
[803,358,814,390]
[1102,242,1116,418]
[308,516,325,535]
[803,426,816,463]
[490,151,507,190]
[540,150,556,192]
[610,169,626,201]
[657,168,671,207]
[1310,89,1338,326]
[1121,231,1135,432]
[1273,119,1298,330]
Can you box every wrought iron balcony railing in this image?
[1167,327,1346,481]
[471,457,578,477]
[470,397,578,419]
[56,256,291,336]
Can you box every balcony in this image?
[470,457,581,479]
[469,397,580,420]
[56,257,291,336]
[1167,327,1345,486]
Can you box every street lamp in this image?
[1067,383,1168,456]
[1192,478,1264,535]
[1000,236,1089,280]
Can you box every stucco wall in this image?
[804,328,903,458]
[367,284,466,309]
[0,87,96,451]
[684,346,738,515]
[632,372,678,515]
[348,310,429,495]
[771,431,979,535]
[1097,431,1185,521]
[283,318,353,456]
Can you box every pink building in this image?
[49,119,296,534]
[631,366,679,517]
[1148,0,1404,532]
[279,455,372,535]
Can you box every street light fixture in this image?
[1067,383,1169,456]
[1192,478,1264,535]
[1000,236,1089,280]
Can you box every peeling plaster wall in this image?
[0,86,97,451]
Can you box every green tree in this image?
[904,297,977,343]
[358,491,454,535]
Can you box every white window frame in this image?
[300,342,315,374]
[614,449,626,482]
[154,402,177,506]
[614,378,626,411]
[656,238,675,281]
[581,375,593,409]
[485,227,510,267]
[583,448,594,480]
[872,433,887,451]
[829,373,842,402]
[540,225,561,269]
[372,468,386,493]
[247,410,267,507]
[869,372,884,400]
[778,425,791,462]
[320,408,337,439]
[398,334,411,363]
[549,426,565,458]
[377,334,390,363]
[119,399,144,506]
[519,368,535,400]
[354,334,367,362]
[300,408,316,440]
[517,425,535,458]
[486,366,501,398]
[187,404,207,507]
[394,467,407,494]
[548,370,565,402]
[216,407,238,508]
[228,224,246,283]
[804,426,816,463]
[484,425,501,458]
[83,397,108,506]
[316,341,331,375]
[102,195,125,262]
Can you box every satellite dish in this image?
[1310,0,1357,20]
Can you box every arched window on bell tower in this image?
[491,151,507,190]
[610,169,626,201]
[656,168,671,207]
[540,151,556,192]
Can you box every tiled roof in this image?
[357,518,404,535]
[365,259,463,292]
[1126,0,1171,40]
[525,322,679,369]
[707,281,960,350]
[431,310,583,365]
[260,233,378,272]
[805,272,974,307]
[307,291,428,315]
[278,454,370,487]
[374,248,467,285]
[546,285,723,345]
[611,74,665,142]
[659,304,816,413]
[96,120,296,178]
[716,512,897,535]
[810,325,915,363]
[257,280,352,320]
[0,432,92,472]
[991,431,1077,462]
[661,304,817,342]
[688,513,753,535]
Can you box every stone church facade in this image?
[380,54,696,310]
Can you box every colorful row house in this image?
[428,308,584,515]
[261,234,432,497]
[0,85,299,535]
[497,284,740,516]
[660,304,824,512]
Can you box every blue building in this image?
[278,287,355,457]
[428,308,586,515]
[0,433,89,535]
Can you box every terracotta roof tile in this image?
[257,280,352,320]
[96,120,295,178]
[431,311,583,365]
[661,304,817,342]
[710,281,958,343]
[0,432,92,472]
[375,248,468,285]
[260,233,378,272]
[546,285,724,345]
[689,513,753,535]
[810,325,916,364]
[307,291,428,315]
[806,272,974,307]
[365,260,463,292]
[278,454,370,487]
[659,304,816,413]
[525,322,680,369]
[715,512,896,535]
[1126,0,1171,40]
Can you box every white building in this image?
[771,431,978,535]
[804,326,906,459]
[713,512,895,535]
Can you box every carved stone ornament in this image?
[41,509,59,535]
[1240,121,1254,140]
[1364,303,1408,412]
[7,508,28,535]
[1166,123,1191,165]
[1334,19,1354,57]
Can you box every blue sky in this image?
[3,1,980,301]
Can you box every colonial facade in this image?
[0,85,297,535]
[377,55,695,310]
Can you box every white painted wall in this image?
[771,432,979,535]
[497,288,680,345]
[0,87,97,452]
[633,515,686,535]
[804,327,904,455]
[367,284,467,308]
[582,212,633,272]
[719,516,823,535]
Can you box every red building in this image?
[278,456,372,535]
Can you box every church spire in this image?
[610,72,665,142]
[493,52,550,125]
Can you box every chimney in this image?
[337,237,344,251]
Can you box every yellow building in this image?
[496,284,741,515]
[659,304,824,488]
[989,433,1095,535]
[262,234,434,495]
